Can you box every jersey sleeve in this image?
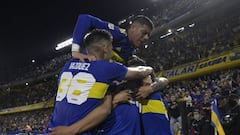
[72,14,127,48]
[106,62,128,81]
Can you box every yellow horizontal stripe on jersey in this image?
[110,50,125,64]
[88,82,109,99]
[141,99,167,114]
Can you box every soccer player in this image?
[140,76,172,135]
[46,29,153,135]
[93,86,142,135]
[72,14,162,100]
[71,14,154,65]
[128,56,172,135]
[94,56,171,135]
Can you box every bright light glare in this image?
[160,32,172,39]
[189,23,195,28]
[177,27,184,32]
[56,38,73,50]
[144,44,148,48]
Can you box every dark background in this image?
[0,0,153,80]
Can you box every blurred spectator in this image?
[0,108,53,133]
[190,109,204,135]
[168,94,182,135]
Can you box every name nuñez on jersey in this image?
[69,62,90,70]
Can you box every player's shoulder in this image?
[106,22,127,37]
[110,25,127,35]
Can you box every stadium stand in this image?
[1,0,240,134]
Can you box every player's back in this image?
[94,103,141,135]
[46,58,127,134]
[141,92,172,135]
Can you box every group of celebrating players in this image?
[45,14,173,135]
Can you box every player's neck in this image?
[89,53,104,61]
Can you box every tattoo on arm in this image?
[151,77,169,92]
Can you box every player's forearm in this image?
[70,95,113,134]
[72,14,107,47]
[72,14,92,46]
[126,66,153,80]
[138,66,153,78]
[151,77,169,92]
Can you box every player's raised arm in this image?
[72,14,116,61]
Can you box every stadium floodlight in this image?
[118,19,127,25]
[177,27,184,32]
[56,38,73,50]
[189,23,195,28]
[144,44,148,48]
[160,32,172,39]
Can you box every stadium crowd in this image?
[1,0,240,134]
[137,10,240,72]
[0,0,239,85]
[0,78,56,110]
[162,68,240,134]
[0,68,239,134]
[0,109,53,134]
[0,53,71,85]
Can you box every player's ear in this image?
[103,44,108,53]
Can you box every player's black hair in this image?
[129,15,154,30]
[127,55,147,89]
[127,55,146,66]
[83,29,113,49]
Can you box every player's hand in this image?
[48,126,78,135]
[112,90,131,107]
[135,85,153,100]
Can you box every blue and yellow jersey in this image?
[94,103,141,135]
[93,82,141,135]
[141,92,167,115]
[141,92,172,135]
[46,58,127,134]
[72,14,134,64]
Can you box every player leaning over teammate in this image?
[45,29,153,135]
[48,14,171,135]
[71,14,164,97]
[71,14,153,65]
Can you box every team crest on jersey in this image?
[108,23,115,30]
[119,28,127,35]
[116,47,122,52]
